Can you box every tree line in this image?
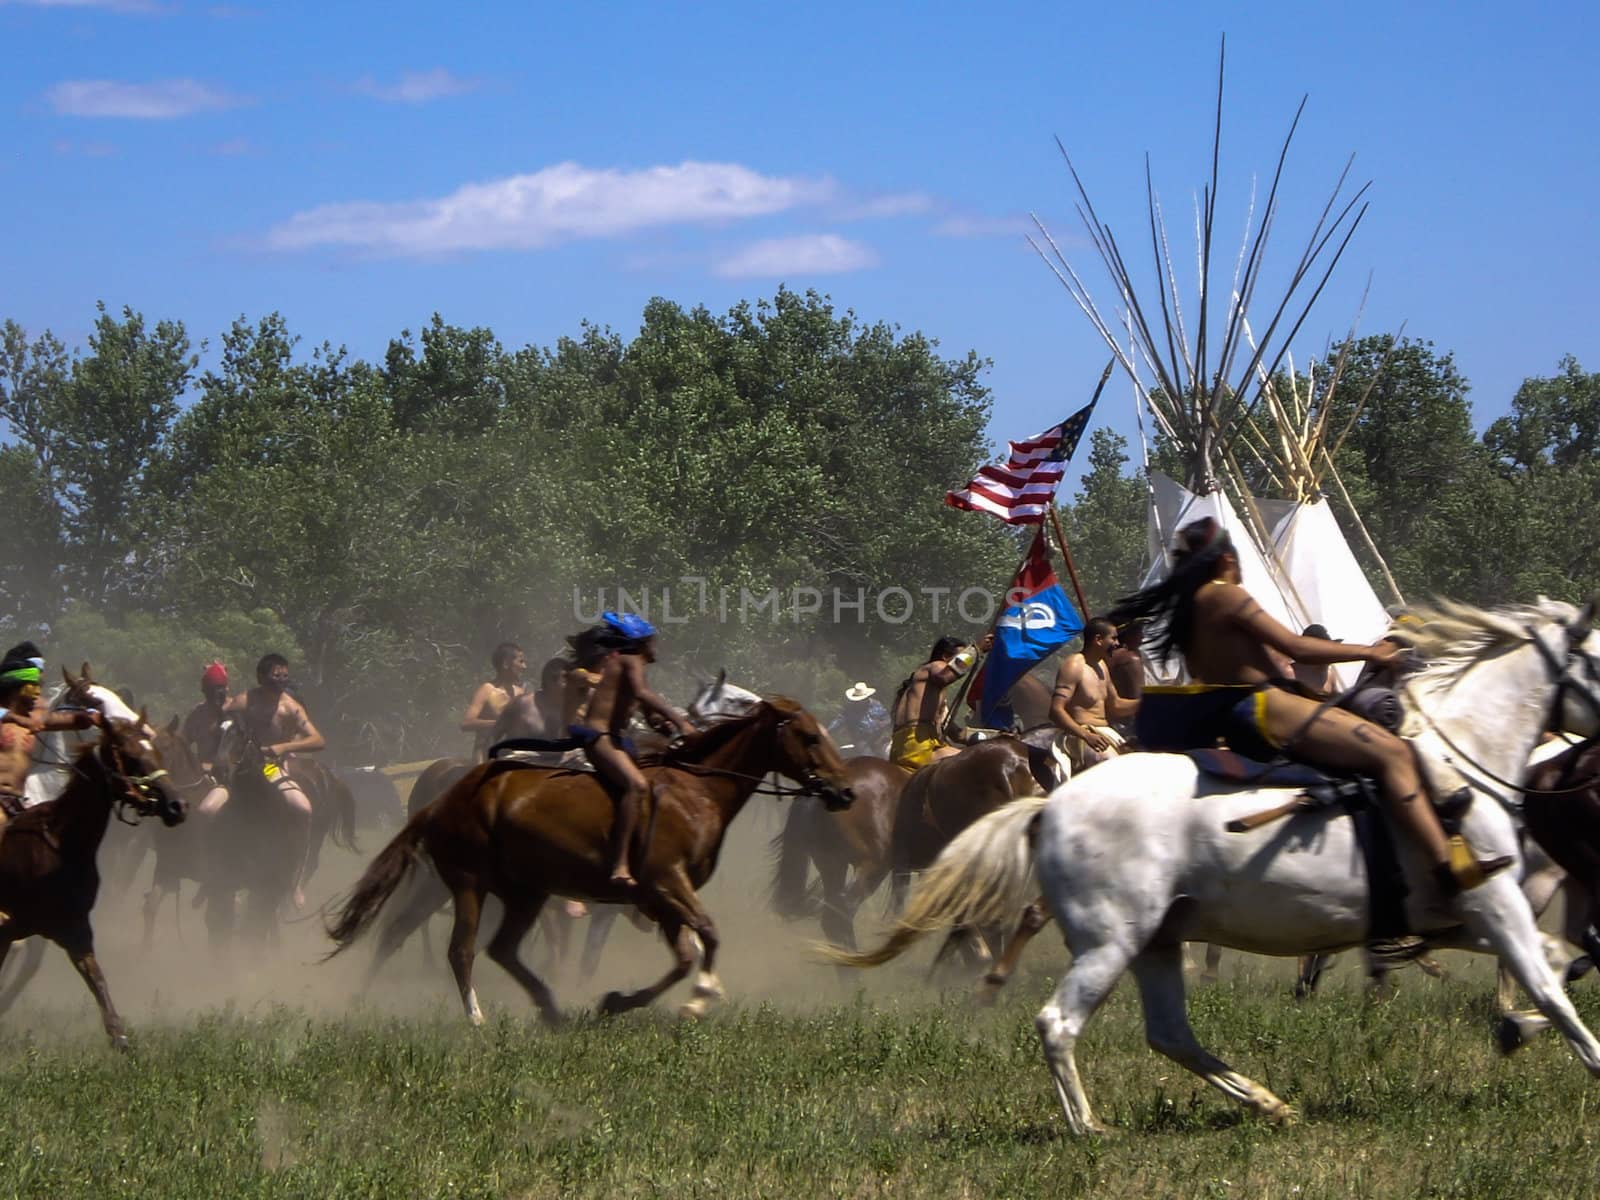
[1,297,1593,761]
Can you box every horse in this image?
[198,726,358,947]
[0,709,185,1049]
[825,598,1600,1134]
[326,696,854,1023]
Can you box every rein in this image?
[1402,622,1600,799]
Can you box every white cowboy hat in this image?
[844,681,876,702]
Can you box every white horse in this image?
[24,679,139,808]
[828,599,1600,1134]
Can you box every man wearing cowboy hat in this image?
[829,681,889,756]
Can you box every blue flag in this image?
[969,530,1083,727]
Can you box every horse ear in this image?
[715,668,727,692]
[166,714,180,736]
[1581,596,1597,627]
[62,664,80,690]
[137,706,148,727]
[80,661,94,683]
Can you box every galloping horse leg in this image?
[362,879,448,991]
[1034,941,1133,1136]
[485,896,563,1027]
[1199,943,1223,984]
[578,906,621,982]
[979,898,1053,1004]
[813,854,852,950]
[0,938,48,1015]
[444,880,487,1026]
[58,921,129,1051]
[598,913,693,1016]
[1131,941,1294,1123]
[599,871,724,1019]
[1466,878,1600,1068]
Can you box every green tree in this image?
[1059,428,1147,614]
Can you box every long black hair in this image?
[1108,517,1235,664]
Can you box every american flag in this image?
[944,399,1097,525]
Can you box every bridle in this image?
[661,710,847,801]
[96,729,174,825]
[1404,615,1600,799]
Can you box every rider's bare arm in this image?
[1224,588,1394,667]
[270,700,326,757]
[459,683,499,733]
[622,657,693,736]
[1103,671,1139,721]
[1048,658,1097,738]
[36,708,99,732]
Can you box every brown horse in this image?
[0,714,185,1049]
[326,697,853,1023]
[770,756,908,951]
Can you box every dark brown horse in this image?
[326,697,853,1023]
[0,713,185,1049]
[198,729,359,947]
[770,756,908,950]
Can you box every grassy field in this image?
[5,959,1600,1199]
[5,810,1600,1198]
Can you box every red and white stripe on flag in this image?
[944,425,1068,525]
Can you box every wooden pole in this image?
[1048,506,1091,618]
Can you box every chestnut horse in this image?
[0,712,185,1049]
[326,697,853,1022]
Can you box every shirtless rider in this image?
[214,653,327,909]
[567,612,693,888]
[460,642,529,760]
[1111,517,1512,902]
[1050,617,1140,771]
[890,635,984,771]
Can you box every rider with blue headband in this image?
[565,612,694,888]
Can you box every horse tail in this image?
[817,795,1048,968]
[769,800,816,920]
[328,774,360,854]
[322,810,427,957]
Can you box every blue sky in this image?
[4,0,1596,490]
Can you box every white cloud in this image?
[352,68,481,105]
[2,0,167,11]
[714,234,878,279]
[46,78,243,119]
[265,161,837,257]
[932,213,1032,238]
[837,191,934,219]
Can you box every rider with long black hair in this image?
[1110,516,1511,898]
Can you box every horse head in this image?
[96,712,186,827]
[686,669,761,728]
[763,696,856,811]
[1559,597,1600,737]
[152,715,216,799]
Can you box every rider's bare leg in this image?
[589,737,646,888]
[195,786,228,817]
[276,779,314,909]
[1262,692,1511,893]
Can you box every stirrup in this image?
[1437,835,1514,896]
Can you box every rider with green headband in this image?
[0,643,99,921]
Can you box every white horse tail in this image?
[818,795,1049,967]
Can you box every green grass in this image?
[6,961,1600,1199]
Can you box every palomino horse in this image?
[326,697,854,1023]
[827,599,1600,1134]
[0,712,185,1049]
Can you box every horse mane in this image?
[661,696,803,764]
[1394,597,1579,692]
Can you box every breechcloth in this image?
[1066,724,1127,772]
[0,791,23,820]
[1135,683,1287,762]
[890,723,944,771]
[568,725,639,760]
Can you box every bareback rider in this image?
[182,661,231,812]
[1111,516,1512,898]
[566,613,692,887]
[213,653,327,909]
[0,643,98,920]
[889,635,982,771]
[1050,617,1139,771]
[460,642,529,760]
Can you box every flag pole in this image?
[1047,507,1091,618]
[1045,357,1116,620]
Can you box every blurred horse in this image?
[327,697,853,1023]
[0,699,185,1049]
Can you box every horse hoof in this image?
[678,1000,707,1020]
[598,991,628,1017]
[1566,955,1595,984]
[1495,1015,1526,1056]
[1263,1101,1298,1126]
[110,1035,131,1054]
